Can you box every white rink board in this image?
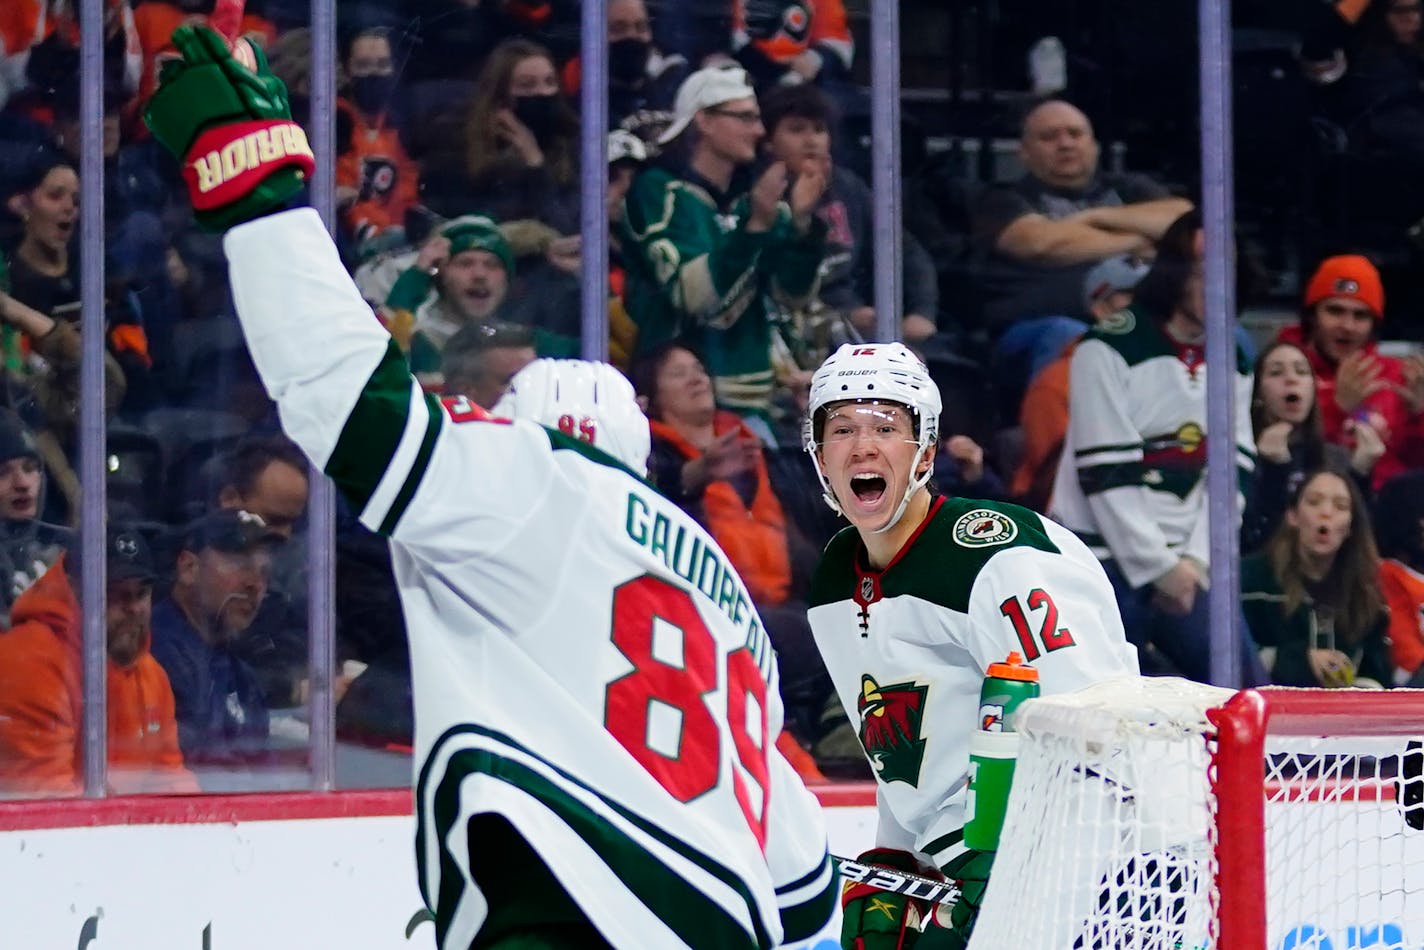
[0,803,875,948]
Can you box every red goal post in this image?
[1210,687,1424,949]
[968,678,1424,950]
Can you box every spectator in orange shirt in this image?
[336,27,421,249]
[130,0,274,118]
[1009,253,1148,510]
[0,0,140,111]
[634,342,850,766]
[0,525,197,798]
[733,0,854,90]
[1373,470,1424,684]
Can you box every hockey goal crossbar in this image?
[967,680,1424,950]
[1210,687,1424,948]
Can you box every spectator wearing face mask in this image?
[335,26,420,249]
[559,0,689,136]
[421,38,581,236]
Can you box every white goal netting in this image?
[967,678,1424,950]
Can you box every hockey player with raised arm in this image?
[143,24,839,950]
[802,343,1139,948]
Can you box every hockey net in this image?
[968,678,1424,950]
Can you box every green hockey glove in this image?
[143,25,313,231]
[840,848,943,950]
[923,848,994,948]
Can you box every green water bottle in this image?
[964,651,1040,852]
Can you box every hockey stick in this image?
[833,855,963,909]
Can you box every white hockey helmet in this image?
[802,342,942,532]
[493,359,651,477]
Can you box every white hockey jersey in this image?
[1049,307,1256,589]
[806,496,1138,869]
[223,209,837,950]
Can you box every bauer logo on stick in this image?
[836,857,962,908]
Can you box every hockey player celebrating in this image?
[802,342,1138,947]
[144,25,839,950]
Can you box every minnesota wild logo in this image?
[857,674,928,787]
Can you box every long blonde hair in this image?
[1265,468,1383,644]
[464,39,578,188]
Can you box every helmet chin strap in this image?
[810,450,844,517]
[870,443,936,535]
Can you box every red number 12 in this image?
[998,588,1076,661]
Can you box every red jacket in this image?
[0,556,196,797]
[650,413,793,606]
[1276,325,1424,487]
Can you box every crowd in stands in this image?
[2,0,1424,797]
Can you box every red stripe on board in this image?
[0,789,413,832]
[0,781,880,832]
[809,781,877,807]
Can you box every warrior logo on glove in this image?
[144,21,314,231]
[188,120,313,209]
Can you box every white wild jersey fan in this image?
[968,677,1424,949]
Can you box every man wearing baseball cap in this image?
[0,525,198,796]
[1008,253,1150,509]
[621,64,828,438]
[1279,254,1424,486]
[150,509,282,768]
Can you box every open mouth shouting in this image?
[850,471,888,509]
[1277,388,1310,422]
